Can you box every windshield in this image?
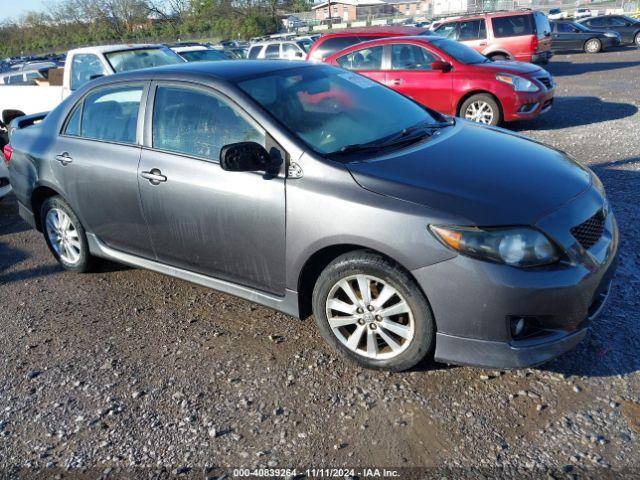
[105,48,183,73]
[179,49,227,62]
[430,38,488,64]
[573,22,589,31]
[297,40,312,52]
[237,65,440,157]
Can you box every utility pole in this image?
[327,0,333,28]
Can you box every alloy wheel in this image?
[45,208,82,265]
[464,101,494,124]
[325,274,415,360]
[585,39,600,53]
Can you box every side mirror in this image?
[431,60,452,72]
[295,51,304,58]
[220,141,272,172]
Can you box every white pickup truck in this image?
[0,44,184,129]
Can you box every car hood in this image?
[473,60,543,75]
[346,121,592,226]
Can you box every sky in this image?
[0,0,46,21]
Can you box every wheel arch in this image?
[296,243,425,320]
[31,184,63,231]
[456,90,504,119]
[484,50,512,60]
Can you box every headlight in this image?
[496,73,540,92]
[430,225,560,267]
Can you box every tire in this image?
[635,32,640,47]
[459,94,502,126]
[40,196,94,273]
[584,38,602,53]
[489,53,509,61]
[312,250,434,371]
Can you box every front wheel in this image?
[460,94,502,126]
[312,251,434,371]
[635,32,640,47]
[584,38,602,53]
[41,196,94,272]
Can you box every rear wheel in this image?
[584,38,602,53]
[489,53,509,61]
[312,251,434,371]
[41,196,94,272]
[460,94,502,126]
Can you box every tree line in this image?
[0,0,311,58]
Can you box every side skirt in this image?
[86,233,301,318]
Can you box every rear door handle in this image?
[55,152,73,166]
[391,78,404,85]
[479,41,487,46]
[140,169,167,185]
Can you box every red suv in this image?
[324,36,555,125]
[306,26,430,62]
[433,10,553,63]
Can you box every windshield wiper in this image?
[334,119,454,156]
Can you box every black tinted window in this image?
[458,20,486,40]
[586,17,606,27]
[316,37,363,59]
[80,86,143,144]
[492,15,534,37]
[152,86,264,161]
[556,23,575,33]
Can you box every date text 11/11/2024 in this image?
[232,468,401,477]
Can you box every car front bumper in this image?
[504,88,555,122]
[412,192,618,369]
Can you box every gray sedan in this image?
[7,61,617,371]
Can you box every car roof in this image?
[171,45,209,52]
[90,60,315,84]
[441,9,536,21]
[325,34,443,56]
[318,26,427,37]
[68,44,166,55]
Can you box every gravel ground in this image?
[1,47,639,478]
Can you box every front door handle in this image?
[141,169,167,185]
[55,152,73,166]
[391,78,404,85]
[479,41,488,46]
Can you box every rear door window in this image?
[585,17,606,27]
[608,17,627,27]
[80,85,143,144]
[491,14,534,37]
[264,44,281,59]
[458,20,487,40]
[336,46,383,71]
[316,36,379,59]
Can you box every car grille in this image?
[538,76,553,89]
[571,209,605,250]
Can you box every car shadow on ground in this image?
[537,157,640,378]
[547,49,640,76]
[509,96,637,131]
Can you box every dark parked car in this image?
[551,20,621,52]
[578,15,640,45]
[6,61,618,371]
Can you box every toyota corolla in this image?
[6,61,617,371]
